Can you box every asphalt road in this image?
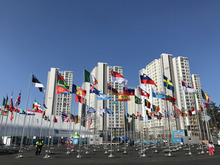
[0,143,219,165]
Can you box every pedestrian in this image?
[35,139,44,155]
[207,140,215,155]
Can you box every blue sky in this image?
[0,0,220,112]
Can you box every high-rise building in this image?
[138,53,200,138]
[78,63,126,137]
[45,68,73,116]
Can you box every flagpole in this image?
[76,68,86,159]
[109,71,114,157]
[17,73,32,158]
[193,93,204,154]
[160,61,172,157]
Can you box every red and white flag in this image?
[111,70,128,85]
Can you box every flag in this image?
[10,92,14,111]
[97,93,110,100]
[57,71,70,94]
[111,70,128,85]
[201,89,211,103]
[86,105,96,113]
[53,116,58,123]
[3,95,8,110]
[200,105,204,112]
[140,72,156,86]
[72,84,87,96]
[163,75,174,92]
[1,110,8,116]
[145,99,151,108]
[15,91,21,107]
[108,84,118,95]
[62,112,70,122]
[152,89,166,99]
[74,115,78,124]
[164,111,170,118]
[138,87,150,98]
[118,93,130,101]
[32,74,45,92]
[75,94,84,103]
[152,105,160,113]
[105,107,114,115]
[181,111,187,117]
[137,112,140,117]
[135,95,142,104]
[146,110,152,120]
[27,110,35,115]
[84,69,98,85]
[174,105,181,115]
[162,95,177,104]
[90,84,100,95]
[181,80,197,93]
[123,87,135,96]
[191,107,196,115]
[188,110,193,116]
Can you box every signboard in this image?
[172,130,185,143]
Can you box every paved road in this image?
[1,144,219,165]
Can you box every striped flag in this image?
[111,70,128,85]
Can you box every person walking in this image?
[207,140,215,155]
[35,139,44,155]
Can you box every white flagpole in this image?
[17,73,32,158]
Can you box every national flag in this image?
[75,94,84,103]
[188,110,193,116]
[181,111,187,117]
[135,95,142,104]
[53,116,58,123]
[72,84,87,96]
[118,93,130,101]
[32,74,45,92]
[152,105,160,113]
[164,111,170,118]
[174,105,181,115]
[113,101,118,104]
[200,105,204,112]
[105,107,114,115]
[181,80,197,93]
[152,89,166,99]
[62,112,70,122]
[162,95,177,104]
[27,110,35,115]
[3,95,8,110]
[15,91,21,107]
[201,89,211,103]
[86,105,96,113]
[139,72,156,86]
[137,112,140,117]
[74,115,78,124]
[146,110,152,120]
[84,69,98,85]
[145,99,151,108]
[191,107,196,115]
[108,84,118,95]
[97,93,110,100]
[163,75,174,92]
[57,71,70,94]
[111,70,128,85]
[90,84,100,95]
[10,92,14,111]
[1,110,8,116]
[138,87,150,98]
[203,100,210,109]
[123,87,135,96]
